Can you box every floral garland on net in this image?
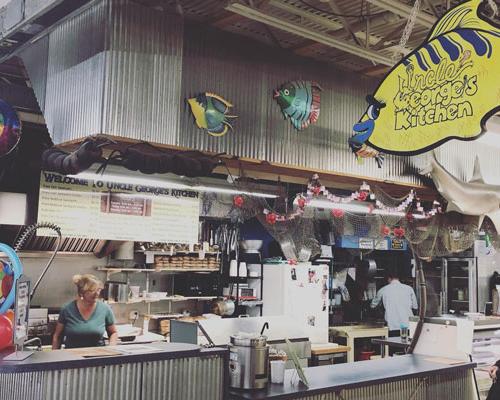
[233,174,442,227]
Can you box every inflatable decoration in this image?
[0,99,21,158]
[273,80,322,130]
[349,0,500,165]
[0,314,13,350]
[421,152,500,231]
[187,93,237,137]
[0,243,23,314]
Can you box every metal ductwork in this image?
[18,0,184,145]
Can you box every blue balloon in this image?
[0,243,23,314]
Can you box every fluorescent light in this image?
[302,197,427,218]
[308,198,370,213]
[69,171,191,190]
[67,172,277,199]
[194,185,277,199]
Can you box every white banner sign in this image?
[38,172,200,243]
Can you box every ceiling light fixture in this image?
[67,172,278,199]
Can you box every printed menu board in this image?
[37,172,200,243]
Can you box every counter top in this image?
[229,355,475,399]
[0,342,227,373]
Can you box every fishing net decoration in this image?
[402,212,480,259]
[202,171,497,261]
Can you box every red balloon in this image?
[233,195,244,208]
[381,225,391,236]
[2,274,13,298]
[266,213,277,225]
[357,191,368,201]
[394,227,405,238]
[4,309,14,325]
[0,314,13,351]
[331,208,344,218]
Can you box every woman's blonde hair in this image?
[72,274,103,296]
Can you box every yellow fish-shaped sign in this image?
[349,0,500,163]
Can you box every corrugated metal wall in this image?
[42,0,108,144]
[267,369,476,400]
[179,24,419,184]
[17,0,499,187]
[101,1,183,142]
[142,356,225,400]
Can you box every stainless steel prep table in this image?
[229,355,478,400]
[0,342,228,400]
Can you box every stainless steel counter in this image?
[0,342,228,400]
[229,355,477,399]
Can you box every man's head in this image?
[385,269,399,283]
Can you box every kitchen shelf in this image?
[238,300,264,307]
[97,267,220,274]
[136,250,220,255]
[109,295,218,305]
[228,276,263,281]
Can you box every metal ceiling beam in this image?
[324,0,362,46]
[365,0,437,28]
[226,2,393,66]
[269,0,384,47]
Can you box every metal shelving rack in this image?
[229,251,263,317]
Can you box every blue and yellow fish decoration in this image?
[187,92,237,137]
[274,80,322,130]
[349,0,500,165]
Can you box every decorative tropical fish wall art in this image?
[0,99,21,158]
[274,80,322,130]
[187,92,237,137]
[349,0,500,166]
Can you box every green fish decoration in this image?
[187,92,237,137]
[274,80,322,130]
[350,0,500,166]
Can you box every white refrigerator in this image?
[262,262,329,344]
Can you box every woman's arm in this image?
[106,324,118,346]
[52,322,65,349]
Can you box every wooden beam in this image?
[57,134,438,201]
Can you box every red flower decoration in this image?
[266,213,277,225]
[233,195,244,208]
[394,227,405,238]
[312,186,321,195]
[297,197,306,209]
[381,225,391,236]
[357,191,368,201]
[331,208,344,218]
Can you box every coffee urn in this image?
[228,334,269,390]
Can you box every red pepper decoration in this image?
[312,186,321,195]
[233,195,244,208]
[331,208,344,218]
[297,197,306,209]
[266,213,277,225]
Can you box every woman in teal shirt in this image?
[52,274,118,349]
